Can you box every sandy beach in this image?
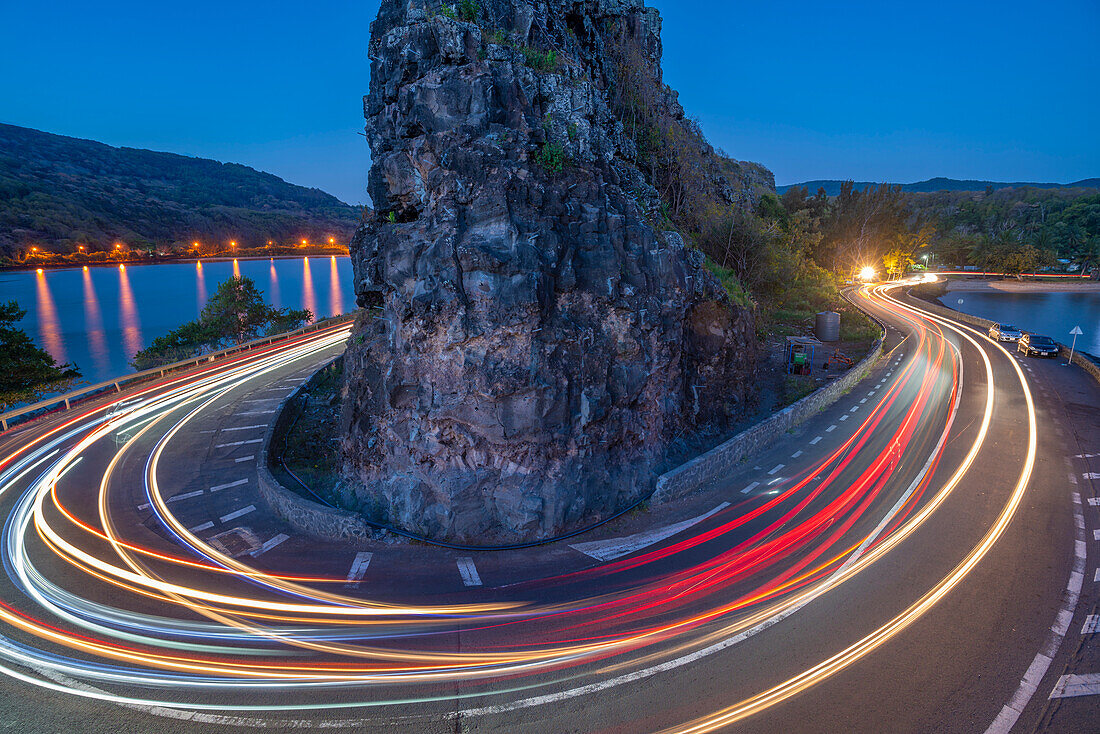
[945,279,1100,293]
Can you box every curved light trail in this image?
[0,284,1041,729]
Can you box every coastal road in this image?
[0,284,1095,733]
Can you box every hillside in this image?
[0,123,360,256]
[778,176,1100,197]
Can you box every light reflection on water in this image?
[3,257,356,386]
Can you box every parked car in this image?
[1017,334,1059,357]
[988,323,1023,342]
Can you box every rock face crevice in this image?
[341,0,761,544]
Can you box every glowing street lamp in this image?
[328,236,335,245]
[859,266,876,282]
[301,238,308,246]
[77,245,85,252]
[30,247,38,253]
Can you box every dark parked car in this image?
[1017,334,1059,357]
[989,323,1023,342]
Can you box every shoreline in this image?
[0,252,350,274]
[944,279,1100,293]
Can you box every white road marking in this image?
[345,552,373,588]
[1088,498,1100,507]
[849,406,859,413]
[1050,673,1100,699]
[189,521,214,533]
[1094,530,1100,541]
[1069,474,1078,485]
[1072,453,1099,459]
[809,436,822,445]
[235,410,277,416]
[214,439,263,448]
[767,464,784,475]
[220,505,257,523]
[241,398,280,404]
[1082,615,1099,634]
[826,424,837,432]
[1085,473,1100,480]
[221,425,266,432]
[867,391,875,397]
[234,455,255,463]
[860,398,868,404]
[740,482,760,494]
[839,415,849,421]
[170,490,203,503]
[250,533,289,557]
[571,504,731,562]
[457,557,482,586]
[791,450,803,459]
[211,478,249,492]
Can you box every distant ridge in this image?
[0,122,359,254]
[776,176,1100,197]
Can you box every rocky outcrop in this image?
[340,0,761,544]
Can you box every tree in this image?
[201,276,281,345]
[131,277,313,370]
[0,301,80,409]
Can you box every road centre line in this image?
[1083,615,1099,634]
[211,478,249,492]
[767,464,784,475]
[214,439,263,448]
[234,455,255,463]
[839,415,849,421]
[826,425,837,432]
[741,482,760,494]
[189,521,214,533]
[849,406,859,412]
[249,533,288,557]
[221,425,266,432]
[1088,498,1099,507]
[791,450,803,458]
[1085,473,1100,480]
[220,505,256,523]
[810,436,822,445]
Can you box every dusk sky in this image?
[3,0,1096,205]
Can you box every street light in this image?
[328,236,335,244]
[859,266,876,282]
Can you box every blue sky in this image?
[2,1,1097,204]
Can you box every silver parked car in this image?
[1017,334,1059,357]
[989,323,1023,342]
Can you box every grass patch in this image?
[704,259,753,309]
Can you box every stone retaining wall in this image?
[653,317,885,503]
[258,356,377,544]
[902,289,1100,387]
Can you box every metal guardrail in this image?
[0,311,359,432]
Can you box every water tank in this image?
[815,311,840,342]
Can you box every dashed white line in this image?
[1088,498,1100,507]
[839,415,849,421]
[849,406,859,413]
[1085,473,1100,480]
[826,425,837,432]
[235,410,276,416]
[250,533,289,557]
[1082,615,1099,635]
[1093,530,1100,541]
[234,455,255,463]
[809,436,822,445]
[211,478,249,492]
[220,505,257,523]
[767,464,784,475]
[214,439,264,448]
[741,481,760,494]
[791,450,803,459]
[1050,673,1100,699]
[457,557,482,586]
[859,398,868,404]
[221,425,266,432]
[345,552,373,588]
[189,521,214,533]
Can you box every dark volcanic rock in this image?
[341,0,760,544]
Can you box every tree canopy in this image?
[0,301,80,410]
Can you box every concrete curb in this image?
[653,304,885,503]
[903,288,1100,387]
[257,356,377,544]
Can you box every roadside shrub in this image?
[536,141,566,174]
[523,47,559,71]
[457,0,479,22]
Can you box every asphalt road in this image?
[0,284,1095,733]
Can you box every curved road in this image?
[0,284,1096,733]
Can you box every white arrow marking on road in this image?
[345,552,373,588]
[571,503,731,562]
[1050,673,1100,699]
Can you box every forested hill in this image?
[778,177,1100,197]
[0,123,360,255]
